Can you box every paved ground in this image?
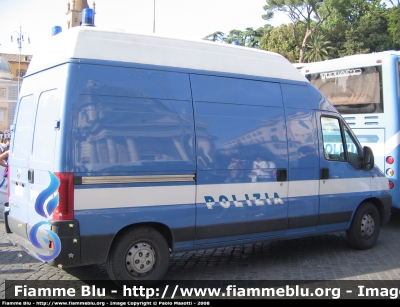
[1,205,400,299]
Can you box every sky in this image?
[0,0,291,55]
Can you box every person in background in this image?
[0,131,5,153]
[0,131,11,178]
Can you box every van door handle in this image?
[54,119,60,130]
[321,168,329,179]
[276,169,287,182]
[28,169,34,183]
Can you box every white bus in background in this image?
[301,51,400,209]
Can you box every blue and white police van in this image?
[3,14,392,284]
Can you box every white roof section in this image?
[301,51,400,74]
[27,26,307,82]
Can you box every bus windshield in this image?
[306,66,383,114]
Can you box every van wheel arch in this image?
[346,202,380,250]
[110,222,173,251]
[106,224,171,285]
[361,197,386,226]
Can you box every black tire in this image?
[106,227,170,285]
[346,202,380,250]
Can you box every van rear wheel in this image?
[106,227,170,285]
[346,202,380,250]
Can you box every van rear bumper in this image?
[47,220,82,268]
[5,213,82,268]
[3,202,11,233]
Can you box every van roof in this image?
[27,26,307,82]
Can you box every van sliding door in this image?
[191,74,289,244]
[281,83,321,233]
[285,108,320,231]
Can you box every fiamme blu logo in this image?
[28,171,61,261]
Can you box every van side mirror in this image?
[363,146,374,171]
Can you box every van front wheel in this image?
[106,227,170,284]
[346,202,380,250]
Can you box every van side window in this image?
[321,116,362,168]
[321,117,346,161]
[343,125,362,169]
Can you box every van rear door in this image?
[27,89,61,226]
[9,66,64,227]
[9,94,36,223]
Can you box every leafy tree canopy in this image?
[203,0,399,63]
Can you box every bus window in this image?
[307,66,383,114]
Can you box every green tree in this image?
[334,0,379,25]
[323,0,393,56]
[320,18,349,58]
[203,31,226,43]
[262,0,339,63]
[387,5,400,48]
[203,28,265,48]
[225,27,264,47]
[259,24,300,62]
[303,33,333,62]
[341,28,369,55]
[358,5,392,52]
[204,0,396,61]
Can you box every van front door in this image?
[317,113,369,230]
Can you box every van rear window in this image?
[32,90,60,165]
[12,95,35,161]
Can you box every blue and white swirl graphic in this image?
[28,171,62,261]
[34,172,60,218]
